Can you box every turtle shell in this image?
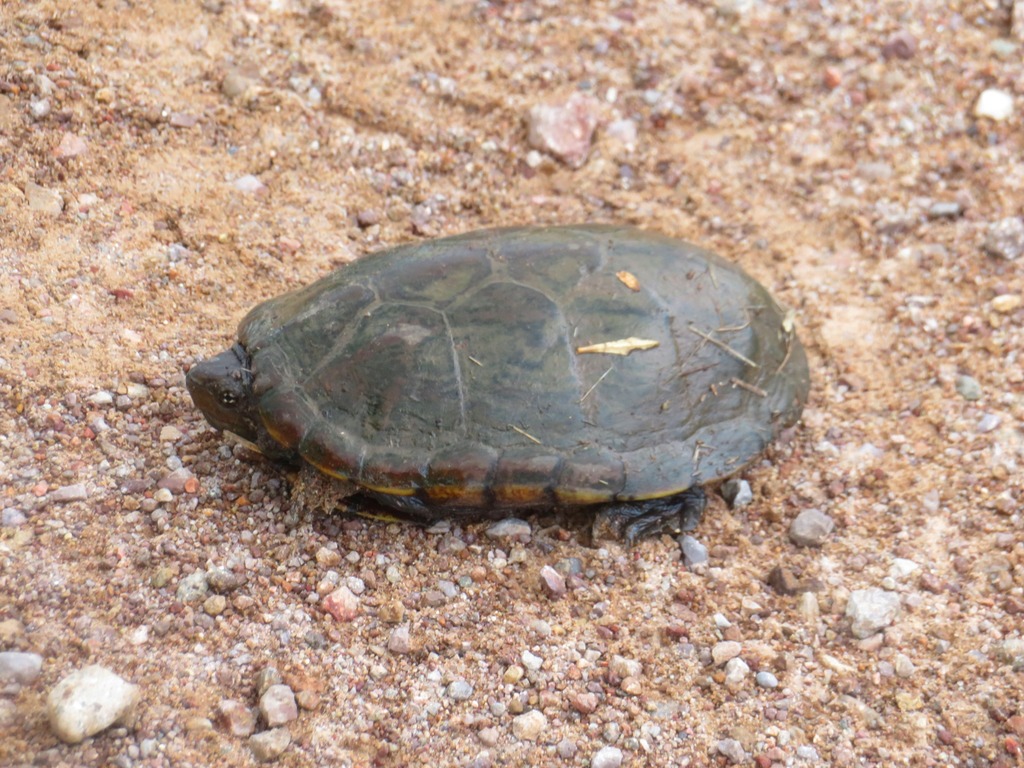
[237,225,808,511]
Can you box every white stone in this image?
[723,657,750,688]
[591,745,623,768]
[889,558,919,580]
[511,709,546,741]
[974,89,1014,121]
[846,588,900,639]
[47,665,139,744]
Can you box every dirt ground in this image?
[2,0,1023,766]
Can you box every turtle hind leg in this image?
[590,487,707,546]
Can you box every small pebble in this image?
[388,625,411,654]
[159,425,182,442]
[717,738,747,764]
[295,690,320,711]
[511,710,546,741]
[984,217,1024,260]
[216,699,257,737]
[724,657,749,688]
[679,535,708,567]
[756,671,779,689]
[484,518,531,539]
[894,653,916,678]
[50,484,88,503]
[478,727,500,747]
[712,641,742,666]
[609,654,641,678]
[715,0,753,16]
[974,88,1014,121]
[521,650,543,672]
[766,565,802,595]
[233,174,267,194]
[259,684,298,727]
[249,727,291,762]
[846,588,901,639]
[789,508,834,547]
[322,586,359,622]
[539,565,566,598]
[447,680,473,701]
[47,665,140,744]
[0,652,43,684]
[882,31,917,60]
[928,201,962,219]
[992,294,1022,313]
[591,745,623,768]
[203,595,227,616]
[721,478,752,508]
[54,133,88,159]
[1,508,27,527]
[525,92,600,168]
[572,692,598,714]
[222,71,252,98]
[30,98,51,119]
[176,570,209,603]
[955,375,982,401]
[889,558,919,579]
[796,745,820,761]
[558,738,578,759]
[25,181,64,215]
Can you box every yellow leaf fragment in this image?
[576,337,659,356]
[616,270,641,291]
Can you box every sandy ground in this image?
[1,0,1023,766]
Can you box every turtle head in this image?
[186,344,261,443]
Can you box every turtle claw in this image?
[591,488,707,546]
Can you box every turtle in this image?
[186,225,809,542]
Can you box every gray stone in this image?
[789,508,835,547]
[955,375,982,401]
[446,680,473,701]
[0,652,43,684]
[47,665,139,744]
[755,671,779,688]
[716,738,746,764]
[176,570,210,603]
[249,727,291,762]
[721,479,753,508]
[679,535,708,567]
[797,745,820,761]
[846,588,900,639]
[1,508,26,527]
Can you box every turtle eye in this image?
[219,391,239,408]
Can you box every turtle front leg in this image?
[591,487,707,546]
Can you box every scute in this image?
[240,225,809,508]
